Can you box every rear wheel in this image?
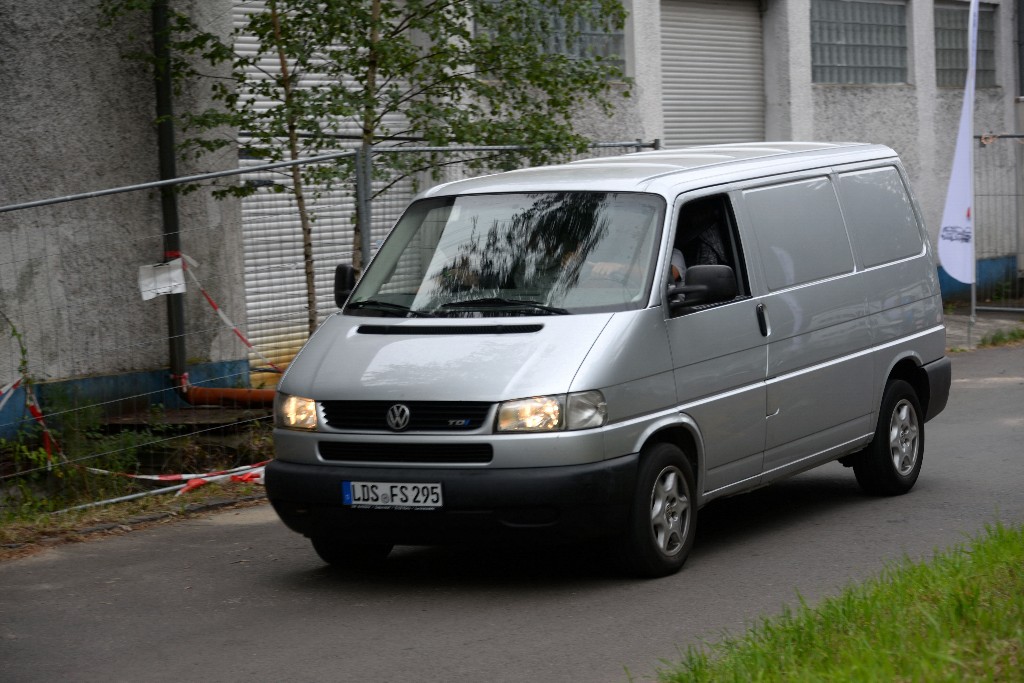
[853,379,924,496]
[310,536,393,569]
[618,442,697,578]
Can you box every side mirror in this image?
[668,265,737,312]
[334,264,357,308]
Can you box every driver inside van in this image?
[587,248,685,283]
[670,248,685,282]
[678,200,730,269]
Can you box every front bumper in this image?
[265,455,639,545]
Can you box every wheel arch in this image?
[886,355,931,418]
[636,419,705,507]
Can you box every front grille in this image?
[319,442,493,464]
[321,401,493,431]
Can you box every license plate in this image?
[343,481,443,510]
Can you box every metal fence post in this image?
[1017,113,1024,285]
[355,144,373,270]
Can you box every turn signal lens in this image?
[275,393,318,431]
[566,390,608,430]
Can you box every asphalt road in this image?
[1,345,1022,682]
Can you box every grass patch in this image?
[660,523,1024,682]
[0,479,265,561]
[1,416,272,522]
[979,326,1024,348]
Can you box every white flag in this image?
[937,0,980,284]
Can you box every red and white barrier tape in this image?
[55,465,268,513]
[0,377,21,413]
[11,382,63,467]
[179,254,283,373]
[1,377,66,468]
[4,375,268,490]
[4,268,277,490]
[85,460,269,495]
[173,465,266,496]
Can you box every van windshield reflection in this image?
[348,192,665,317]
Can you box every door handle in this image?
[756,303,770,337]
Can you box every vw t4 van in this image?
[267,142,951,577]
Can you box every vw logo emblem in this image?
[386,404,411,431]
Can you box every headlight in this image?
[497,396,563,432]
[275,393,318,431]
[496,391,607,433]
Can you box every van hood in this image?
[278,313,615,402]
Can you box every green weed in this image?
[979,326,1024,348]
[659,523,1024,682]
[1,396,272,523]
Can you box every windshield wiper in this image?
[347,300,433,317]
[439,297,569,315]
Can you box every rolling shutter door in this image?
[232,2,413,370]
[660,0,765,148]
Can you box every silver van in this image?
[266,142,951,577]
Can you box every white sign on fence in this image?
[138,258,186,301]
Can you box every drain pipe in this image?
[152,0,188,399]
[150,4,274,409]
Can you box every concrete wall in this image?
[628,0,1020,270]
[1,0,1019,402]
[565,0,664,143]
[0,1,244,392]
[625,0,666,142]
[520,0,1022,296]
[804,0,1019,262]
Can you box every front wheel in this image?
[853,379,924,496]
[618,442,697,578]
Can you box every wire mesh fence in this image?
[973,134,1024,311]
[0,139,656,515]
[240,140,658,371]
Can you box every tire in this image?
[618,442,697,578]
[853,379,924,496]
[310,536,393,569]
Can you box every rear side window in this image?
[743,177,854,291]
[837,167,924,268]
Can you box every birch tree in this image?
[107,0,630,335]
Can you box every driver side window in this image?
[669,194,748,313]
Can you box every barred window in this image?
[545,8,625,69]
[476,1,624,71]
[935,3,996,88]
[811,0,908,84]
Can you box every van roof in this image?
[420,141,899,198]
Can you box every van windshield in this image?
[348,192,665,317]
